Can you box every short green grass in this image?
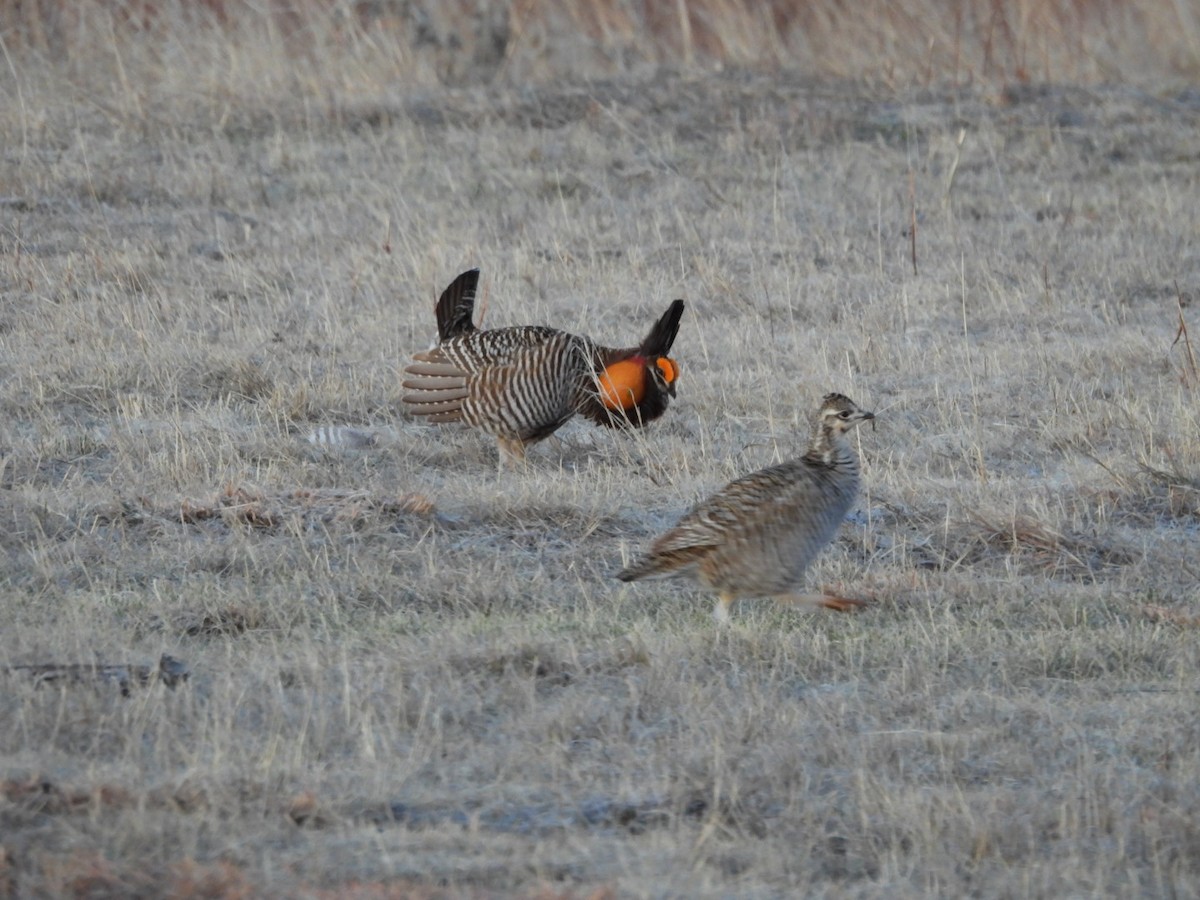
[2,5,1200,897]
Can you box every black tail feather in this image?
[638,299,685,357]
[434,268,481,341]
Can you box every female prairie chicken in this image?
[618,393,874,622]
[402,269,685,467]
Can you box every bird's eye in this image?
[837,410,852,419]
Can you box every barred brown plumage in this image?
[402,269,686,467]
[617,393,875,622]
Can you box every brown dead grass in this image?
[2,3,1200,898]
[23,846,536,899]
[1142,605,1200,627]
[4,0,1200,88]
[175,484,437,529]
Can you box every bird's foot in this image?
[775,592,871,613]
[818,594,870,613]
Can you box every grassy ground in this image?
[3,5,1200,897]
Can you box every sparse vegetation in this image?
[2,1,1200,897]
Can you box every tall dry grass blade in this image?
[1172,282,1198,388]
[908,168,918,276]
[943,127,966,205]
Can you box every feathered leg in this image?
[496,436,528,471]
[712,592,734,623]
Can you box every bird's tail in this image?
[617,551,690,583]
[401,354,470,423]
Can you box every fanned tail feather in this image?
[403,393,468,413]
[402,380,466,395]
[617,558,660,582]
[402,351,470,423]
[404,359,465,377]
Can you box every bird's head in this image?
[818,393,875,435]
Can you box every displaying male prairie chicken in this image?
[618,393,874,622]
[402,269,685,466]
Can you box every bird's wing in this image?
[402,329,582,440]
[649,461,810,554]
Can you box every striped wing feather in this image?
[403,330,589,440]
[620,461,840,581]
[460,338,583,442]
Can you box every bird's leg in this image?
[775,592,869,613]
[496,436,527,471]
[712,592,734,623]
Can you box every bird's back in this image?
[426,325,565,372]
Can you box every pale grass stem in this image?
[1172,282,1198,389]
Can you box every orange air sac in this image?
[598,359,649,410]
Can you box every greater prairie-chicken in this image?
[618,393,874,622]
[402,269,685,466]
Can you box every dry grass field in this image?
[2,2,1200,897]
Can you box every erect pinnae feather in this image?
[434,268,480,341]
[637,298,685,358]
